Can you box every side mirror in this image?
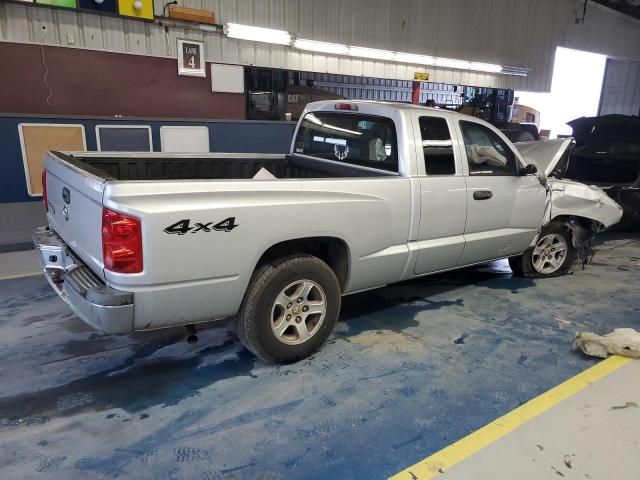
[520,164,538,175]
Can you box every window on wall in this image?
[294,112,398,172]
[459,121,517,176]
[419,116,456,175]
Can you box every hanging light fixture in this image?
[225,24,527,76]
[224,23,291,45]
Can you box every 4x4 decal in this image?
[164,217,238,235]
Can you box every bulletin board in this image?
[35,0,77,7]
[211,64,245,93]
[96,125,152,151]
[117,0,154,20]
[78,0,117,14]
[160,126,210,153]
[18,124,86,196]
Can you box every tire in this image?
[236,255,341,363]
[509,220,576,278]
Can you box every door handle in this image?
[473,190,493,200]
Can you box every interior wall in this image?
[0,202,46,250]
[0,114,296,245]
[0,114,296,204]
[1,0,640,92]
[0,42,245,119]
[599,58,640,116]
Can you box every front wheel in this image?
[236,255,341,363]
[509,221,575,277]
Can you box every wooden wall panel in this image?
[0,43,245,119]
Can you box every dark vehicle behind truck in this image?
[561,115,640,227]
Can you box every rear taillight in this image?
[102,207,143,273]
[42,170,48,212]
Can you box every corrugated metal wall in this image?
[1,0,640,92]
[599,58,640,115]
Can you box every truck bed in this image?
[55,152,393,181]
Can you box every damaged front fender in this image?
[547,179,623,229]
[532,179,624,268]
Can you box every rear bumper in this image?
[32,226,134,334]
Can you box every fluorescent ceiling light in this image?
[323,124,362,136]
[434,58,471,70]
[348,46,395,61]
[199,24,218,33]
[222,23,525,76]
[224,23,291,45]
[501,66,531,76]
[294,38,349,55]
[304,113,361,136]
[469,62,503,73]
[305,113,323,125]
[393,53,436,65]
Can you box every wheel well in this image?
[256,237,350,290]
[551,215,601,232]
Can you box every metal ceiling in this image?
[592,0,640,20]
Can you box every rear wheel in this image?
[509,221,575,277]
[236,255,341,363]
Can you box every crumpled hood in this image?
[568,115,640,145]
[548,178,623,228]
[515,138,573,176]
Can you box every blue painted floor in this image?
[0,233,639,480]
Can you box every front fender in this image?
[547,179,623,229]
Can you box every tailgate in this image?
[44,152,107,279]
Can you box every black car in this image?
[555,115,640,227]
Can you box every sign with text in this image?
[413,72,430,81]
[177,39,206,78]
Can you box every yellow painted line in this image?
[390,355,633,480]
[0,271,42,281]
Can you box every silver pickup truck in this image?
[34,101,622,362]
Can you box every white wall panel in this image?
[78,12,104,50]
[100,16,126,52]
[54,10,79,46]
[2,0,640,91]
[28,6,59,45]
[123,19,147,55]
[1,4,31,43]
[599,59,640,116]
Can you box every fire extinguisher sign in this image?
[177,39,206,78]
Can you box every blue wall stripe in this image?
[0,116,295,203]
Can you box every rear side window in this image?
[459,121,517,176]
[420,116,456,175]
[294,112,398,172]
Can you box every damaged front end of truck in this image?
[516,138,624,268]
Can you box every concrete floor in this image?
[0,248,40,280]
[436,358,640,480]
[0,232,638,479]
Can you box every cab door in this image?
[455,119,547,265]
[413,114,468,274]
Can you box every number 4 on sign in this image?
[188,56,196,69]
